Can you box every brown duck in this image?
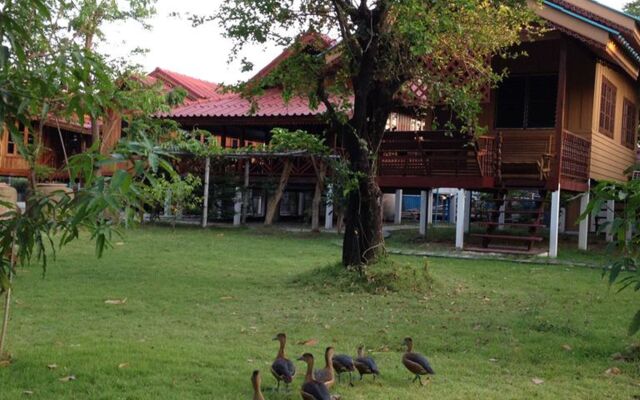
[402,337,435,385]
[298,353,331,400]
[332,352,356,386]
[313,346,336,389]
[354,345,380,381]
[271,333,296,390]
[251,370,265,400]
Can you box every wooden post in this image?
[265,159,292,225]
[297,192,305,216]
[578,191,590,251]
[394,189,403,224]
[549,185,561,258]
[242,160,250,224]
[202,157,210,228]
[552,39,567,190]
[455,189,466,250]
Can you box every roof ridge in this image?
[589,0,640,23]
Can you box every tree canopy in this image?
[212,0,536,266]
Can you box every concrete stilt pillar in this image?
[549,186,561,258]
[497,203,506,230]
[233,188,242,226]
[578,191,590,251]
[394,189,403,224]
[202,157,210,228]
[464,190,472,233]
[419,190,428,236]
[427,189,434,225]
[449,194,457,224]
[606,200,615,242]
[325,185,334,230]
[455,189,466,250]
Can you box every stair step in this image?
[478,209,544,214]
[471,233,544,242]
[489,198,546,203]
[464,246,546,255]
[475,222,546,228]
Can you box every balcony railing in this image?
[560,129,591,182]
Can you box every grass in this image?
[0,226,637,399]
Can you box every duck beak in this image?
[296,356,304,361]
[272,336,278,341]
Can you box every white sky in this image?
[100,0,630,84]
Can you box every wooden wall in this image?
[565,42,595,135]
[589,62,638,182]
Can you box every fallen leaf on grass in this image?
[298,339,318,346]
[0,360,10,368]
[605,367,621,376]
[219,296,233,301]
[47,364,58,370]
[489,358,498,363]
[531,378,544,385]
[104,298,127,305]
[118,363,129,369]
[59,375,76,382]
[23,390,34,396]
[562,344,572,352]
[115,242,125,246]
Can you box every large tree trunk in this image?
[342,156,384,266]
[265,159,293,225]
[311,160,327,232]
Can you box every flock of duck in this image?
[250,333,435,399]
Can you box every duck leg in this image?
[348,371,354,387]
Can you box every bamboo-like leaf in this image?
[629,310,640,336]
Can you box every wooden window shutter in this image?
[599,77,616,138]
[622,98,637,149]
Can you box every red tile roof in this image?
[160,88,333,119]
[148,68,227,101]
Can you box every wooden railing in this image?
[560,129,591,181]
[378,130,486,177]
[477,136,497,177]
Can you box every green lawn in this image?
[0,226,637,399]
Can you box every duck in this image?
[402,337,435,385]
[298,353,331,400]
[271,333,296,390]
[314,346,336,388]
[354,345,380,381]
[251,370,265,400]
[332,352,356,386]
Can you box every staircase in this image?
[466,191,548,254]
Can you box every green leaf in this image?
[630,310,640,336]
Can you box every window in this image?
[495,75,558,129]
[622,98,637,149]
[599,77,617,137]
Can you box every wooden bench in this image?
[499,134,553,180]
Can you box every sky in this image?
[100,0,631,84]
